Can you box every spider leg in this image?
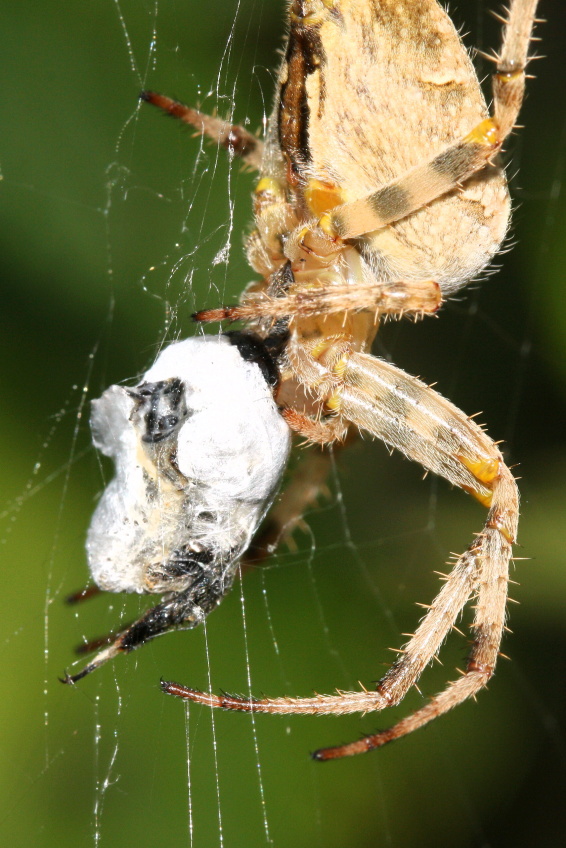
[314,457,517,759]
[308,352,518,754]
[140,91,263,170]
[492,0,540,139]
[321,123,503,241]
[162,352,518,757]
[243,445,334,568]
[65,584,103,605]
[162,547,478,714]
[194,277,442,324]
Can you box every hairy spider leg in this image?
[242,446,334,567]
[194,278,442,324]
[162,351,518,758]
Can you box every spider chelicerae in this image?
[65,0,541,760]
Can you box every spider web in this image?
[1,1,566,846]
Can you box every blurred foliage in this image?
[0,1,565,846]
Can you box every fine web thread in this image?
[184,702,195,846]
[203,623,225,848]
[238,568,274,845]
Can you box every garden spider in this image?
[65,0,540,760]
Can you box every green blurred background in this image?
[1,1,565,846]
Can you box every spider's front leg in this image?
[163,345,518,759]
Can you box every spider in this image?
[65,0,541,761]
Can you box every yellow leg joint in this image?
[495,69,523,84]
[318,212,340,239]
[332,354,348,380]
[464,118,500,148]
[458,455,500,486]
[310,338,338,360]
[325,390,342,413]
[459,455,500,509]
[304,179,344,219]
[254,177,286,201]
[463,485,494,509]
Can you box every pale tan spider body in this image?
[250,0,511,305]
[79,0,540,760]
